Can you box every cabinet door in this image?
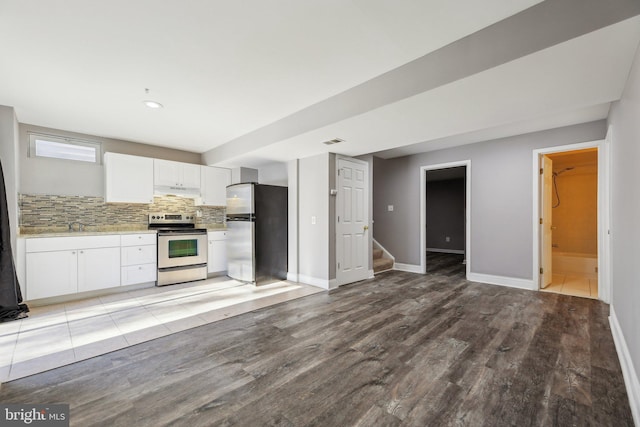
[182,163,201,189]
[104,153,154,203]
[154,159,182,187]
[208,240,227,273]
[78,247,121,292]
[26,251,78,300]
[201,166,231,206]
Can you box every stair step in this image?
[373,248,383,259]
[373,257,394,274]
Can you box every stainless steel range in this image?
[148,213,208,286]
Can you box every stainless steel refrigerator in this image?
[226,183,288,284]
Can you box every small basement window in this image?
[28,133,101,164]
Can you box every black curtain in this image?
[0,159,28,322]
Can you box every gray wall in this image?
[608,41,640,405]
[258,162,288,186]
[373,120,606,279]
[0,106,20,259]
[426,178,465,251]
[298,153,330,282]
[19,124,201,197]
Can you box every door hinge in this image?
[338,169,341,176]
[338,216,340,222]
[540,267,544,274]
[539,218,543,225]
[540,168,543,175]
[338,262,340,269]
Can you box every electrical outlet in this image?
[311,216,316,225]
[445,236,450,242]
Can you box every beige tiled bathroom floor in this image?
[541,272,598,299]
[0,277,323,383]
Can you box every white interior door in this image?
[336,157,369,285]
[541,155,553,288]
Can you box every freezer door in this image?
[226,220,255,282]
[226,183,254,215]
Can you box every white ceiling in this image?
[1,1,639,167]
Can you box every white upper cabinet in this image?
[154,159,201,195]
[104,152,154,203]
[198,166,231,206]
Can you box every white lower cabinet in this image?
[26,250,78,300]
[121,264,157,286]
[24,232,158,300]
[208,231,227,273]
[25,235,121,300]
[78,247,121,292]
[121,233,157,286]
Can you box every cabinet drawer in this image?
[26,235,121,253]
[121,245,156,266]
[121,233,156,246]
[121,263,157,286]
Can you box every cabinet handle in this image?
[139,248,142,251]
[80,251,84,254]
[71,251,76,255]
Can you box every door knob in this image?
[363,225,369,231]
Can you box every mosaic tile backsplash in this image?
[19,194,225,234]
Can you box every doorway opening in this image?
[420,161,471,278]
[539,148,599,299]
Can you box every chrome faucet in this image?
[68,221,86,232]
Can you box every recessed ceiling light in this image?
[322,138,344,145]
[143,100,163,109]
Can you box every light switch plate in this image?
[388,205,394,212]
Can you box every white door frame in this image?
[335,154,371,287]
[531,139,611,303]
[420,160,471,278]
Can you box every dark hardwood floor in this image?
[0,256,632,426]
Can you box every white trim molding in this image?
[297,274,337,290]
[531,139,610,302]
[610,306,640,426]
[420,160,471,280]
[394,263,422,273]
[373,238,395,262]
[368,269,375,279]
[467,273,535,290]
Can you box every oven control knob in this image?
[152,216,156,219]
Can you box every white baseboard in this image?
[609,305,640,426]
[368,269,375,279]
[394,263,422,273]
[297,274,333,290]
[467,273,535,290]
[287,272,298,282]
[426,248,465,255]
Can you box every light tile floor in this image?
[541,272,598,299]
[0,277,323,383]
